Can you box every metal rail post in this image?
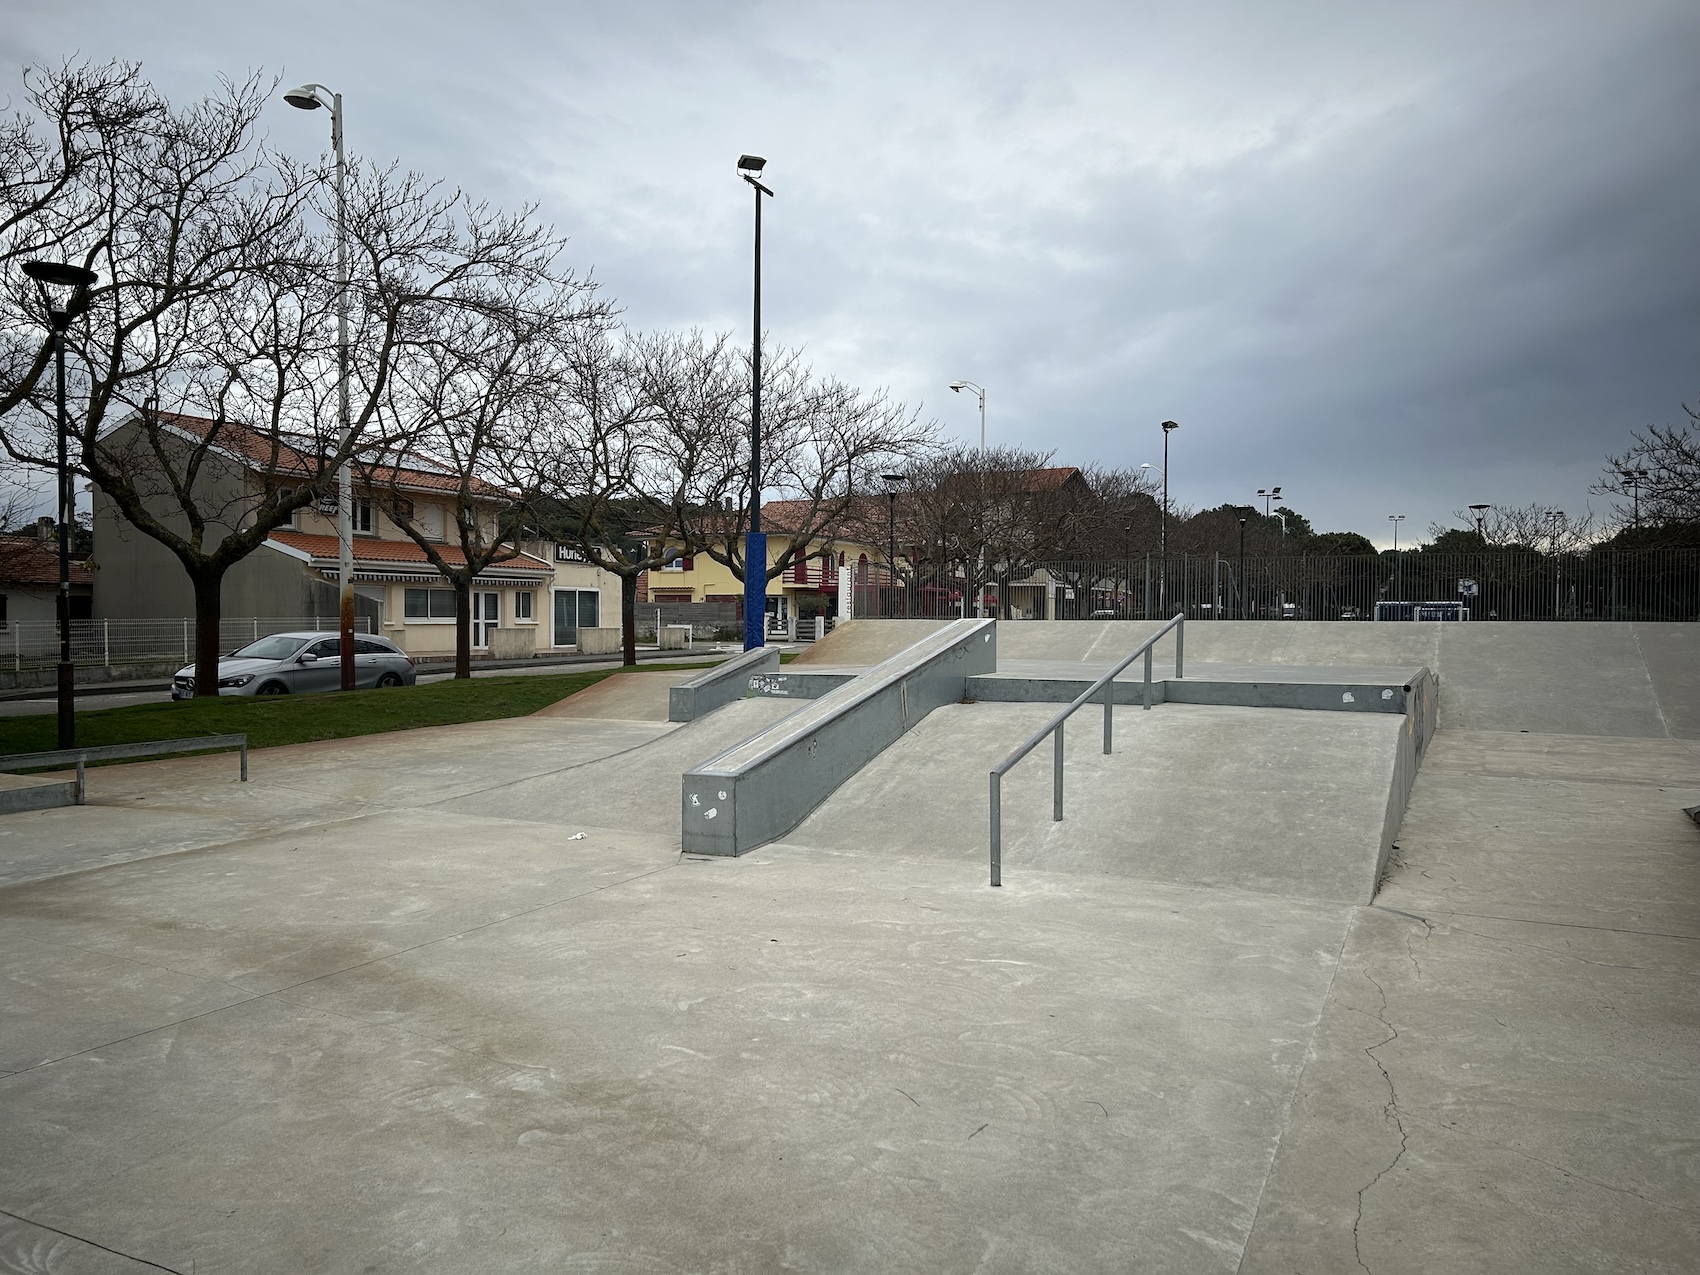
[1103,675,1113,754]
[1053,721,1064,820]
[1176,618,1184,678]
[1143,647,1153,710]
[989,771,1002,887]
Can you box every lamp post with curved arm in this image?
[22,258,98,746]
[737,154,774,650]
[284,82,355,691]
[948,380,986,451]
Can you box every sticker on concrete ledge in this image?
[1381,688,1394,700]
[704,808,718,820]
[1341,691,1355,703]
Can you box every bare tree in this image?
[1594,403,1700,534]
[1430,502,1598,553]
[373,267,605,677]
[0,60,162,420]
[537,325,736,666]
[0,62,577,697]
[678,343,939,590]
[901,443,1066,615]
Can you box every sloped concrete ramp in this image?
[784,700,1406,904]
[789,618,952,667]
[447,697,801,836]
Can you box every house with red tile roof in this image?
[91,412,617,657]
[0,521,95,630]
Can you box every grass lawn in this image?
[0,662,720,758]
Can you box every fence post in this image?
[1144,555,1151,620]
[182,618,189,663]
[1053,721,1064,821]
[103,620,109,669]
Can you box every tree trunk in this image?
[621,571,638,667]
[191,568,225,698]
[454,575,472,679]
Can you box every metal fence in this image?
[3,616,377,671]
[851,550,1700,622]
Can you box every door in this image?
[471,592,499,648]
[553,589,578,648]
[290,636,342,693]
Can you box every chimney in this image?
[36,515,55,542]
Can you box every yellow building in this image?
[646,499,894,632]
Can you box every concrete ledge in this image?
[744,668,859,701]
[681,618,997,855]
[1374,667,1440,899]
[668,647,779,722]
[0,771,77,814]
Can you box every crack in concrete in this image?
[0,1205,185,1272]
[1349,968,1410,1275]
[1397,1112,1700,1217]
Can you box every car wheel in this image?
[376,672,403,688]
[256,681,289,696]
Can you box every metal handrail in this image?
[0,733,249,806]
[987,615,1184,886]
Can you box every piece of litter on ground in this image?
[567,832,586,841]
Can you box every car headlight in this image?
[217,674,255,688]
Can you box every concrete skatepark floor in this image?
[1,622,1697,1273]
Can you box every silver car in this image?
[172,631,417,699]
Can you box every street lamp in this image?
[737,153,775,650]
[285,82,355,691]
[1468,503,1491,539]
[22,258,98,748]
[947,380,986,451]
[1387,513,1405,551]
[883,473,906,617]
[1618,470,1648,529]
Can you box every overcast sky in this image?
[4,0,1697,544]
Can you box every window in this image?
[354,498,373,534]
[305,638,340,659]
[417,503,445,541]
[515,590,534,621]
[404,587,457,620]
[552,589,601,646]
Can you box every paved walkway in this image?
[0,625,1695,1272]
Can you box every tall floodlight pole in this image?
[22,259,98,748]
[948,380,986,451]
[1257,485,1283,519]
[1619,471,1647,528]
[1388,513,1406,608]
[950,381,989,616]
[1159,421,1179,612]
[1237,509,1249,620]
[285,83,355,691]
[737,155,774,650]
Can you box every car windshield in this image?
[228,635,309,661]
